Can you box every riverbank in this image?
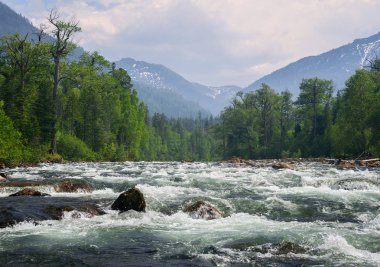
[2,155,380,170]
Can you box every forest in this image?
[1,15,380,166]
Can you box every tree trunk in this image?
[51,57,60,154]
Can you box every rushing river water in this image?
[0,161,380,266]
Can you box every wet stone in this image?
[54,179,94,193]
[9,188,50,197]
[111,187,146,212]
[183,200,223,220]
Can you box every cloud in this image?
[4,0,380,86]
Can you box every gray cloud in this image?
[4,0,380,86]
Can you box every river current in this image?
[0,161,380,266]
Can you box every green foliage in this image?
[332,69,377,156]
[0,101,23,165]
[218,73,380,159]
[57,132,96,161]
[1,23,380,163]
[295,78,333,156]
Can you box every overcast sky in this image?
[4,0,380,87]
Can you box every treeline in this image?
[217,67,380,159]
[1,14,380,165]
[0,15,217,166]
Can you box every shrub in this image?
[57,132,97,161]
[0,101,23,166]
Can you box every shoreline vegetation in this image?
[1,12,380,167]
[1,156,380,170]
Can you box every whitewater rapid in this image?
[1,161,379,266]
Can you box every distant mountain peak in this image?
[116,58,241,116]
[245,31,380,95]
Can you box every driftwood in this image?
[359,158,379,162]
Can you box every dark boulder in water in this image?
[45,204,105,219]
[184,200,223,220]
[0,207,18,228]
[0,197,105,228]
[111,187,146,212]
[54,179,94,193]
[9,188,50,197]
[0,173,9,182]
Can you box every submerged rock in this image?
[0,207,17,228]
[251,241,307,255]
[332,178,380,190]
[54,179,94,193]
[45,204,105,219]
[184,200,223,220]
[111,187,146,212]
[9,188,50,197]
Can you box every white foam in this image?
[319,234,380,265]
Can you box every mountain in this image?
[0,2,37,38]
[0,2,83,60]
[116,58,241,116]
[246,32,380,95]
[0,2,238,117]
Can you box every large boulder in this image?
[53,179,94,193]
[0,198,105,228]
[111,187,146,212]
[184,200,223,220]
[9,188,50,197]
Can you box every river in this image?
[1,161,380,266]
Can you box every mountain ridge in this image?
[116,57,241,115]
[245,31,380,95]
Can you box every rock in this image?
[0,207,17,228]
[54,179,94,193]
[0,201,105,228]
[251,241,307,255]
[272,162,293,169]
[45,204,105,220]
[336,159,355,169]
[225,156,244,164]
[368,160,380,168]
[275,241,306,255]
[111,187,146,212]
[0,173,8,182]
[184,200,223,220]
[9,188,50,197]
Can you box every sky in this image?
[4,0,380,87]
